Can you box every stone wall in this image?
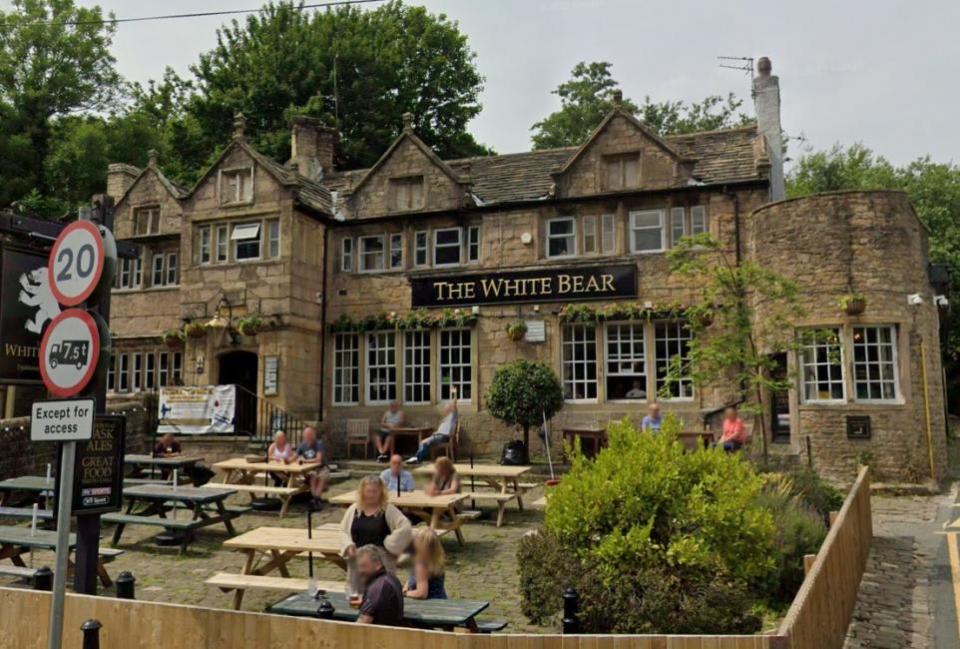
[749,190,947,483]
[0,396,153,481]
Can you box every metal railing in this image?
[233,385,307,447]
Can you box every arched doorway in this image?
[218,351,258,436]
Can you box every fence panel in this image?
[778,466,872,649]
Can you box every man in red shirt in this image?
[718,406,749,452]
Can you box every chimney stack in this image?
[106,163,140,202]
[752,56,785,201]
[289,116,339,181]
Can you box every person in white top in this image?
[376,401,406,462]
[408,389,458,465]
[267,430,295,486]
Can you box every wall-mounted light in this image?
[520,232,533,245]
[195,355,205,374]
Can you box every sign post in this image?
[31,398,94,649]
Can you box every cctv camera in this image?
[907,293,923,306]
[936,295,950,307]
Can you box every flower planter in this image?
[506,322,527,342]
[185,323,206,339]
[842,297,866,316]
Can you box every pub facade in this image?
[103,59,948,483]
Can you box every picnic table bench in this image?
[330,490,471,545]
[0,476,56,506]
[208,458,348,518]
[268,590,492,632]
[413,464,534,527]
[0,506,54,521]
[221,525,346,609]
[103,484,246,553]
[0,525,120,587]
[125,454,203,473]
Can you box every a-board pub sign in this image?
[55,415,125,515]
[410,264,637,308]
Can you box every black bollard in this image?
[317,599,335,619]
[116,571,136,599]
[561,588,580,634]
[34,566,53,591]
[81,619,102,649]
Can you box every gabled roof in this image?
[346,127,468,196]
[322,124,762,206]
[182,137,333,215]
[113,162,187,210]
[554,106,695,176]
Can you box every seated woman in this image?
[717,406,749,452]
[339,475,412,596]
[424,456,460,496]
[267,430,296,486]
[404,527,447,600]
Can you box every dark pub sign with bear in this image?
[410,264,637,308]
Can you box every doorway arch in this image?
[218,351,258,436]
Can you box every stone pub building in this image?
[103,59,948,482]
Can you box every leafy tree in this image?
[0,0,121,200]
[666,234,804,458]
[485,359,563,458]
[181,1,490,172]
[530,60,752,149]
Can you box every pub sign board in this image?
[411,264,637,308]
[55,415,126,516]
[0,245,52,382]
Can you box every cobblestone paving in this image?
[844,494,948,649]
[0,476,552,633]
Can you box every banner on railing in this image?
[157,385,236,435]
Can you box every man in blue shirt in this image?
[380,454,415,494]
[296,426,330,508]
[640,403,663,433]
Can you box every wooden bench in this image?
[206,572,344,607]
[202,483,303,518]
[103,506,249,554]
[0,507,54,521]
[465,492,521,527]
[476,620,508,633]
[0,565,40,580]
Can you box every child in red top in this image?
[718,406,748,452]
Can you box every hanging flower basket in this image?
[838,294,866,316]
[161,328,186,348]
[184,322,207,338]
[236,315,263,337]
[506,321,528,342]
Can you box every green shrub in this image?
[545,415,779,588]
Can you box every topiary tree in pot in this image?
[486,360,564,463]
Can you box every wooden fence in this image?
[0,468,873,649]
[778,465,873,649]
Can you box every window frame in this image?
[433,227,462,267]
[604,322,648,402]
[215,224,229,263]
[165,252,178,286]
[358,235,386,273]
[389,233,403,270]
[690,205,707,236]
[467,225,481,263]
[601,213,616,253]
[267,219,281,259]
[546,217,577,259]
[220,167,255,206]
[341,237,354,272]
[852,325,901,403]
[798,328,846,404]
[389,175,425,212]
[654,320,694,401]
[333,333,360,406]
[629,209,666,254]
[232,222,262,262]
[414,230,429,267]
[366,331,397,405]
[670,207,687,247]
[582,215,598,255]
[561,324,598,403]
[403,330,432,405]
[197,226,212,265]
[133,206,161,236]
[151,253,165,287]
[604,152,640,190]
[439,328,472,403]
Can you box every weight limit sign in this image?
[39,309,103,398]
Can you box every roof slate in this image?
[321,124,762,207]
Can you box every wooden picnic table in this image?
[104,484,244,553]
[125,454,203,481]
[0,476,55,506]
[384,426,433,453]
[207,458,318,518]
[678,431,715,450]
[413,463,533,527]
[268,590,491,631]
[222,525,345,609]
[330,489,470,545]
[0,524,114,587]
[562,426,607,458]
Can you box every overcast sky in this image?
[10,0,960,165]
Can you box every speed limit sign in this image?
[47,220,115,307]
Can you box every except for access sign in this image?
[31,398,95,442]
[39,309,101,398]
[48,220,106,307]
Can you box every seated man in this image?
[355,545,404,626]
[624,380,646,399]
[640,403,663,433]
[717,406,749,452]
[376,401,406,463]
[407,390,458,465]
[380,455,415,494]
[296,426,331,509]
[153,433,181,457]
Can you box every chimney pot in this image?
[402,112,414,132]
[233,112,247,140]
[752,56,784,202]
[757,56,772,77]
[612,89,623,107]
[289,116,339,180]
[147,149,158,167]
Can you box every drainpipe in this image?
[723,186,742,265]
[318,224,329,421]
